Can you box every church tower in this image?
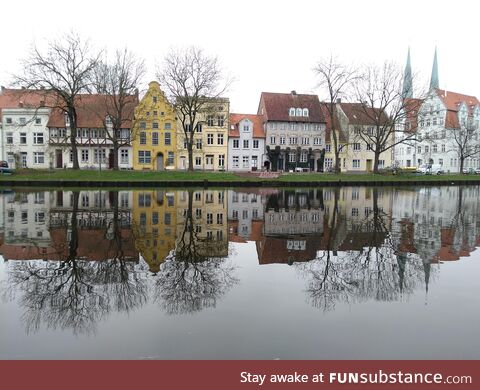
[402,47,413,99]
[429,47,439,90]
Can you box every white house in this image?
[228,113,265,171]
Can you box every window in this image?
[5,117,12,124]
[165,132,171,145]
[280,136,285,145]
[353,143,361,151]
[196,124,202,133]
[433,144,437,153]
[233,156,239,168]
[253,140,259,149]
[252,156,258,168]
[34,152,45,164]
[302,137,309,145]
[303,108,309,116]
[270,136,276,144]
[20,133,27,144]
[167,151,174,165]
[242,156,249,168]
[152,132,159,145]
[217,134,224,145]
[425,145,429,153]
[164,213,171,225]
[441,144,445,152]
[195,157,202,166]
[325,144,331,152]
[6,132,13,144]
[243,125,249,132]
[140,132,146,145]
[367,143,373,151]
[152,96,157,103]
[207,116,214,126]
[19,117,26,125]
[217,116,225,126]
[296,108,302,116]
[233,139,239,148]
[300,152,308,163]
[207,134,214,145]
[417,146,421,153]
[120,149,129,164]
[313,137,321,145]
[218,154,225,167]
[35,117,41,125]
[352,159,360,168]
[439,158,443,165]
[196,139,202,149]
[289,153,296,162]
[289,137,297,145]
[289,108,295,116]
[140,122,146,129]
[138,193,151,207]
[138,151,151,164]
[243,140,249,149]
[81,149,89,163]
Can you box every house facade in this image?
[258,91,326,172]
[177,98,230,171]
[48,95,134,170]
[228,113,265,171]
[132,81,177,171]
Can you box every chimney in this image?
[336,98,342,103]
[291,90,297,95]
[19,101,24,108]
[40,100,45,107]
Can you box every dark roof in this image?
[339,102,390,126]
[258,91,325,123]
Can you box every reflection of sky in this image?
[1,240,480,360]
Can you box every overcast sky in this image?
[1,0,479,113]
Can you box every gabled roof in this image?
[229,113,265,138]
[48,94,137,128]
[338,102,390,126]
[258,91,325,123]
[0,88,55,121]
[434,88,480,129]
[321,102,347,143]
[403,98,423,133]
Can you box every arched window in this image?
[296,108,302,116]
[289,107,295,116]
[303,108,309,117]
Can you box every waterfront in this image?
[0,186,479,359]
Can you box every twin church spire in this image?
[401,47,439,99]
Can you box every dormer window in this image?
[243,125,249,132]
[303,108,309,117]
[289,108,295,116]
[64,113,70,126]
[296,108,302,116]
[105,116,112,126]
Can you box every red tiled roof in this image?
[0,88,56,121]
[321,102,347,143]
[403,98,422,133]
[48,94,137,128]
[229,113,265,138]
[435,89,480,129]
[339,102,390,126]
[258,91,325,123]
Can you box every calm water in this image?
[0,186,479,359]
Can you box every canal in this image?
[0,186,479,359]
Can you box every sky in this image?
[1,0,479,113]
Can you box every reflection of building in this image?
[131,190,177,273]
[176,190,228,257]
[227,189,265,242]
[132,81,177,171]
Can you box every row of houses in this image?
[1,50,479,173]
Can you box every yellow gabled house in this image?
[132,81,177,170]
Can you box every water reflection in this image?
[1,186,479,334]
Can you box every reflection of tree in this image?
[298,188,430,311]
[154,189,237,314]
[5,191,147,335]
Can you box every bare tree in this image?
[157,46,231,170]
[314,55,359,172]
[90,49,145,169]
[447,122,480,173]
[352,62,423,173]
[13,32,101,169]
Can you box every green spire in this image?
[402,47,413,99]
[430,47,439,90]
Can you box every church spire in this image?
[402,47,413,99]
[430,47,439,90]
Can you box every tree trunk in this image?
[373,150,380,174]
[69,111,80,170]
[187,143,194,171]
[112,140,119,170]
[459,157,464,173]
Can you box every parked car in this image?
[475,167,480,175]
[417,164,444,175]
[0,161,13,175]
[462,167,475,174]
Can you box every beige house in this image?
[177,98,229,171]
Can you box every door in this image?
[205,155,214,170]
[180,156,186,170]
[156,153,164,170]
[56,149,63,168]
[366,159,372,172]
[108,150,114,169]
[21,153,27,168]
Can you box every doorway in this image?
[55,149,63,168]
[366,159,372,172]
[156,153,164,170]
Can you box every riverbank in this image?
[1,169,480,188]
